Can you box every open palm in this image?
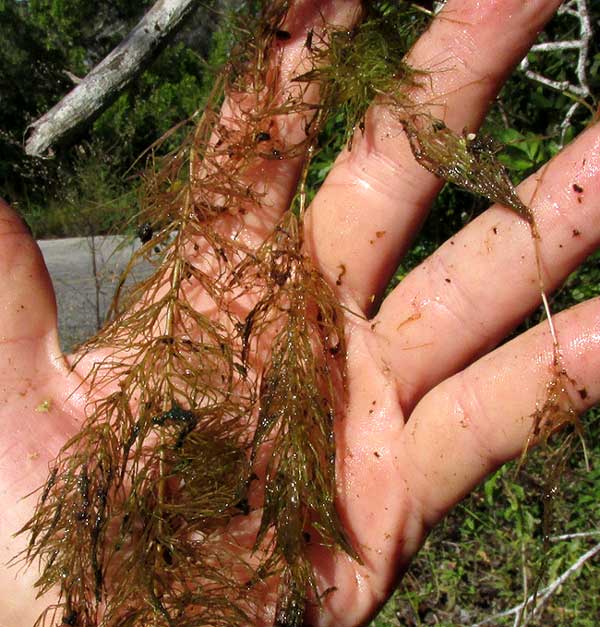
[2,1,599,626]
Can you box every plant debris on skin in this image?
[17,1,585,626]
[295,1,428,147]
[234,212,358,625]
[400,116,537,229]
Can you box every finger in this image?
[375,122,600,413]
[215,0,362,241]
[402,298,600,530]
[305,298,598,626]
[0,198,71,624]
[305,0,563,313]
[0,199,61,357]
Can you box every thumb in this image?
[0,198,61,356]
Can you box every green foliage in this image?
[92,43,208,164]
[298,1,428,145]
[0,0,72,202]
[554,250,600,311]
[27,0,154,72]
[300,2,431,209]
[1,0,215,213]
[20,144,137,239]
[384,410,600,627]
[495,128,559,175]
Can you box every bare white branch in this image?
[550,530,600,542]
[520,69,589,98]
[525,542,600,625]
[469,541,600,627]
[433,1,447,15]
[518,0,594,145]
[528,40,583,51]
[558,0,581,17]
[24,0,200,158]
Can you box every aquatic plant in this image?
[17,2,585,626]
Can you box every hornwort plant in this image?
[17,2,587,626]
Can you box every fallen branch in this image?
[24,0,199,158]
[518,0,594,145]
[550,530,600,542]
[470,541,600,627]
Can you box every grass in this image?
[18,147,138,240]
[19,196,135,239]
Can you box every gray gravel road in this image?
[38,236,141,352]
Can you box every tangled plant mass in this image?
[17,2,585,626]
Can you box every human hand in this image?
[1,1,599,626]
